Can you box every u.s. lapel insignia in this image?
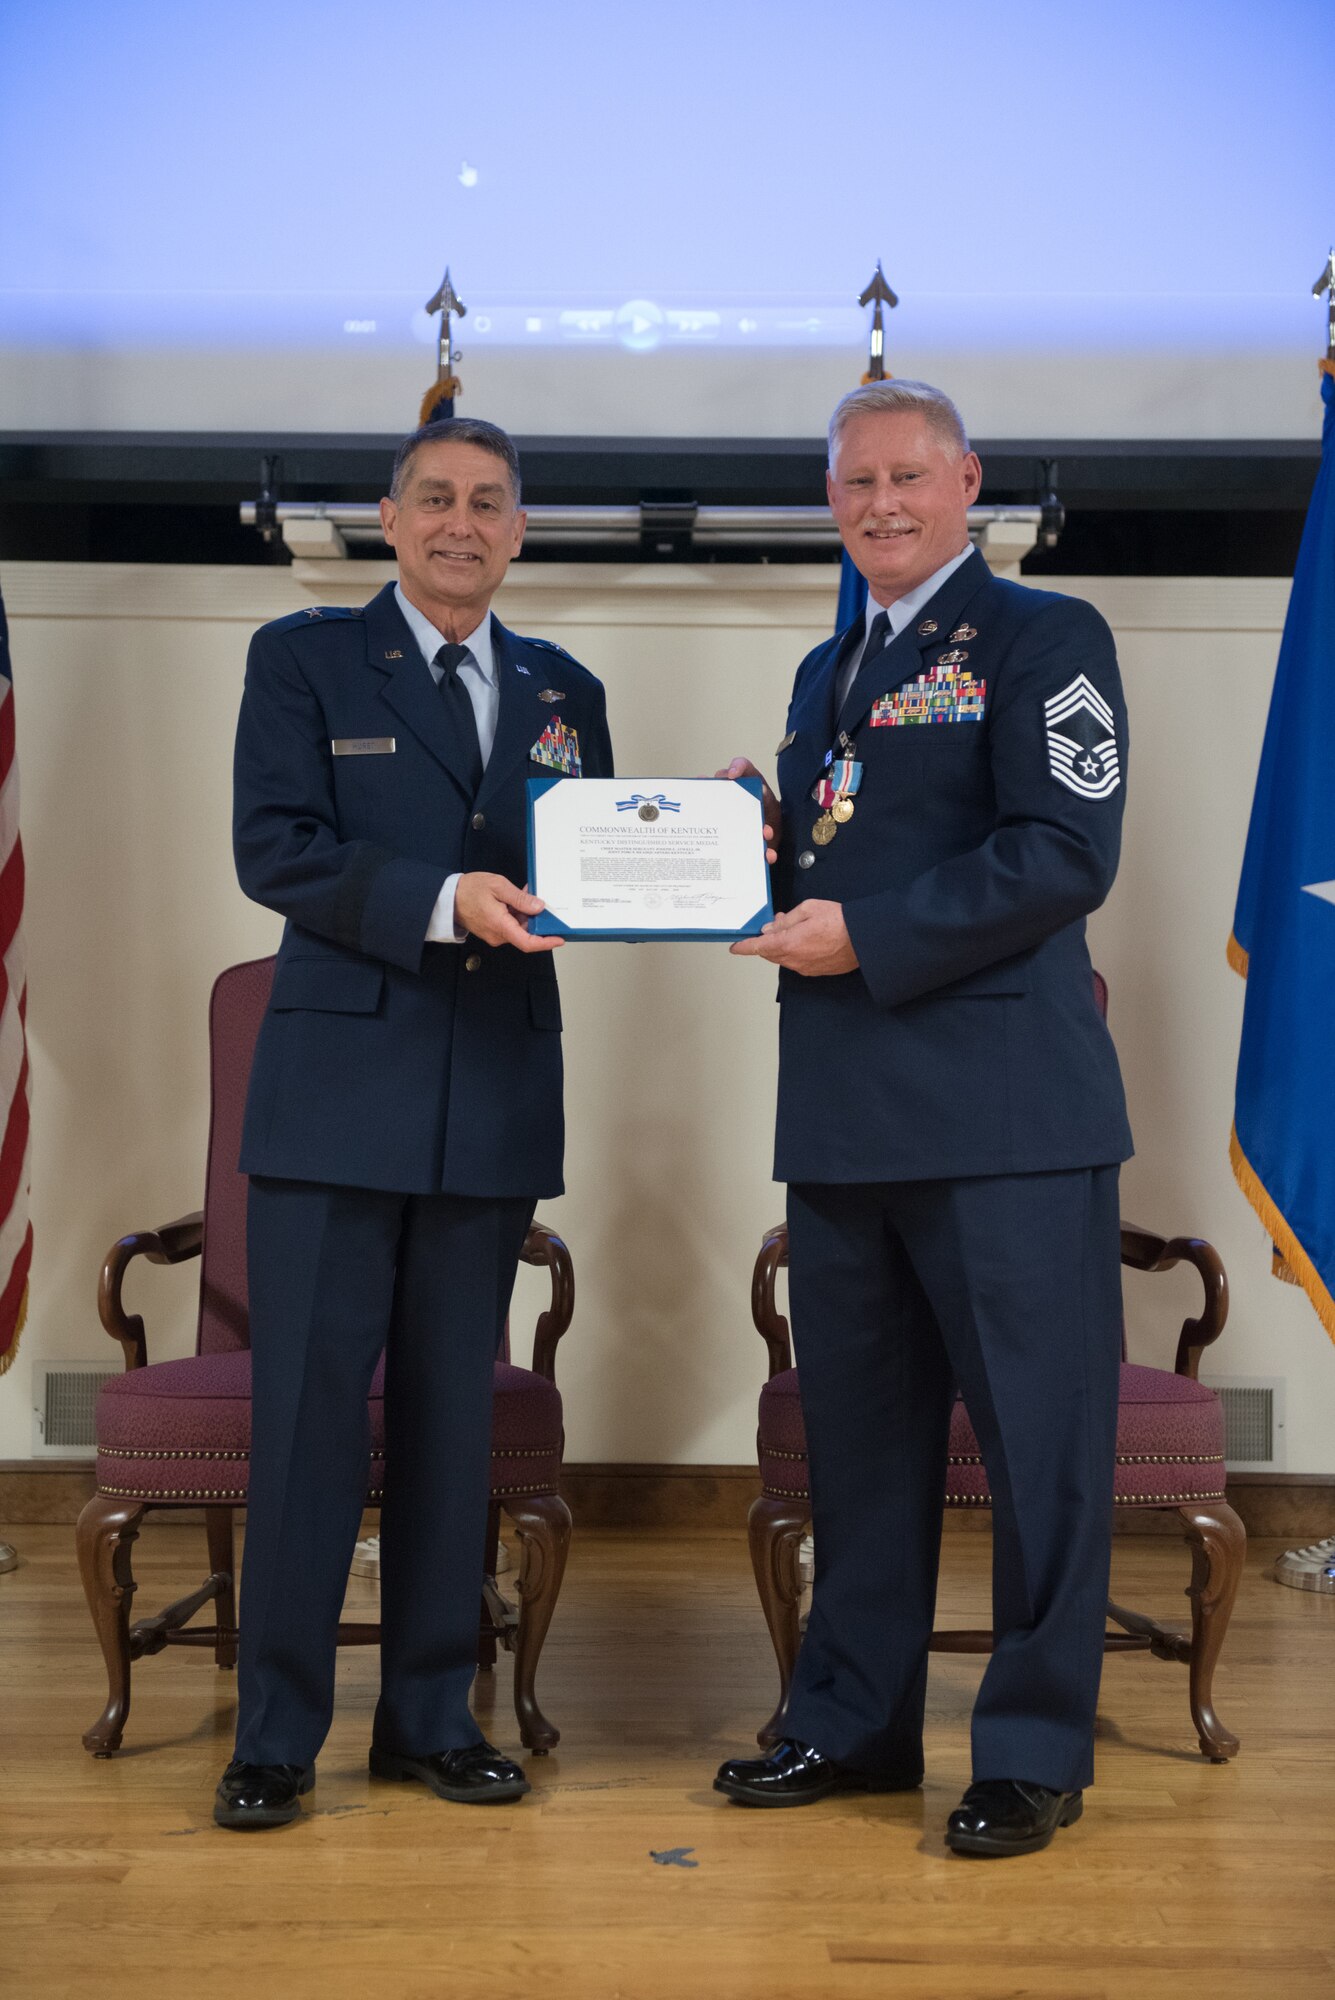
[383,649,403,659]
[531,716,582,776]
[538,688,565,703]
[515,663,532,676]
[950,625,977,642]
[917,618,939,636]
[1044,675,1120,798]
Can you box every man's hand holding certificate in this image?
[527,776,773,940]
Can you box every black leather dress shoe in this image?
[713,1738,921,1807]
[213,1761,313,1830]
[368,1739,530,1803]
[945,1779,1084,1856]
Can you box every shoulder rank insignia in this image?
[1044,676,1120,798]
[276,603,362,631]
[530,716,582,776]
[524,636,574,659]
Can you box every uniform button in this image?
[471,811,486,830]
[465,953,482,973]
[797,850,816,870]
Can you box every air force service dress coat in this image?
[233,582,613,1199]
[772,547,1132,1183]
[770,548,1133,1794]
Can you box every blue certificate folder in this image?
[526,775,774,941]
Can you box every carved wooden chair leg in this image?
[1179,1500,1246,1762]
[205,1507,237,1669]
[76,1493,146,1756]
[505,1492,571,1754]
[478,1499,502,1671]
[748,1493,810,1747]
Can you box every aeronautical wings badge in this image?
[1043,675,1121,799]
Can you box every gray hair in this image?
[827,379,970,463]
[389,416,522,504]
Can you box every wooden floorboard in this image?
[0,1521,1332,1998]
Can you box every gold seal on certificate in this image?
[526,777,774,940]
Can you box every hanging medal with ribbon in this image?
[810,757,863,843]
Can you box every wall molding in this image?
[0,560,1292,636]
[5,1460,1332,1537]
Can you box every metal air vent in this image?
[31,1361,118,1458]
[1206,1377,1286,1472]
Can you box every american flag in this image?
[0,584,31,1375]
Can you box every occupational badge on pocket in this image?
[530,716,582,776]
[1043,675,1120,798]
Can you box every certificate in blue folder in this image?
[526,775,773,941]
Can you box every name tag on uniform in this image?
[332,737,396,756]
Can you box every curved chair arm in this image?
[97,1212,205,1372]
[522,1221,575,1384]
[752,1222,793,1379]
[1119,1222,1229,1380]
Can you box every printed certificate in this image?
[526,776,773,940]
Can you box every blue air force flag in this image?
[1229,369,1335,1343]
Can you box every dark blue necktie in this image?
[838,608,891,727]
[434,642,483,794]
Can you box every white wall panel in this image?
[3,561,1331,1468]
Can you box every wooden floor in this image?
[1,1521,1332,1999]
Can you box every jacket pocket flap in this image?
[271,958,385,1014]
[528,979,563,1031]
[938,957,1031,999]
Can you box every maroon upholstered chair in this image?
[747,974,1246,1764]
[77,956,575,1758]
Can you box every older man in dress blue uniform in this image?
[715,380,1131,1856]
[215,417,612,1829]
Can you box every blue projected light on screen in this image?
[1,0,1331,436]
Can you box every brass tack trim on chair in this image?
[99,1483,250,1501]
[946,1451,1224,1468]
[97,1446,255,1461]
[99,1443,551,1461]
[761,1481,1228,1507]
[98,1479,558,1503]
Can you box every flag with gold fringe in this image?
[1229,368,1335,1343]
[0,580,31,1375]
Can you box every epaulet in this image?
[268,605,365,633]
[520,635,575,659]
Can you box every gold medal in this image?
[811,813,837,845]
[831,796,855,824]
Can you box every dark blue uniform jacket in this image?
[772,549,1133,1184]
[233,582,613,1198]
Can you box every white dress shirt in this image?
[835,542,976,711]
[393,584,499,943]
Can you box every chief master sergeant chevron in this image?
[215,417,612,1830]
[715,380,1131,1857]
